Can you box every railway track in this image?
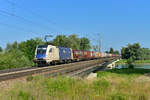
[0,57,118,81]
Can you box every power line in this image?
[0,9,54,31]
[4,0,68,33]
[84,33,102,52]
[0,12,38,33]
[97,33,102,52]
[0,0,92,42]
[0,20,37,34]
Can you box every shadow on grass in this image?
[106,68,150,75]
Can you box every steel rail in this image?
[0,57,107,74]
[0,57,118,81]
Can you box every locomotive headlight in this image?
[43,57,46,59]
[43,55,47,59]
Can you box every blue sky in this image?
[0,0,150,51]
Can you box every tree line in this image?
[0,34,121,70]
[105,48,120,54]
[0,34,91,69]
[0,37,44,69]
[121,43,150,61]
[50,34,91,50]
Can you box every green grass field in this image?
[1,68,150,100]
[116,59,150,64]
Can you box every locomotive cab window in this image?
[49,48,54,53]
[49,48,52,53]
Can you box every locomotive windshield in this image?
[38,45,48,48]
[37,49,46,54]
[37,45,48,54]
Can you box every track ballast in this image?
[0,57,119,81]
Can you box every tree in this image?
[68,34,80,50]
[105,51,109,53]
[5,41,18,52]
[92,45,99,52]
[0,46,2,52]
[137,48,150,60]
[113,50,120,54]
[0,49,32,69]
[52,34,91,50]
[0,37,44,70]
[4,38,44,61]
[109,48,114,53]
[52,35,69,47]
[105,48,120,54]
[19,37,44,60]
[80,37,91,50]
[127,43,141,60]
[121,43,148,60]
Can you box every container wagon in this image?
[72,50,92,61]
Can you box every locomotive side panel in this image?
[46,45,59,62]
[58,47,72,61]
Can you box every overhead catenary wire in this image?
[0,11,40,34]
[0,9,55,31]
[0,0,96,44]
[4,0,68,33]
[84,33,102,51]
[0,19,37,34]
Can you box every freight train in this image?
[34,45,119,66]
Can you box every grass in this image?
[116,59,128,64]
[134,60,150,64]
[1,69,150,100]
[116,59,150,64]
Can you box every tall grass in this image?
[1,69,150,100]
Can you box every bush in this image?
[127,58,134,69]
[0,49,33,70]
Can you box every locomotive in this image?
[34,44,118,66]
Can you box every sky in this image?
[0,0,150,52]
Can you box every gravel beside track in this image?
[0,67,38,74]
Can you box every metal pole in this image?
[97,33,101,52]
[44,35,53,44]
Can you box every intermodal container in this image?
[72,50,83,60]
[91,51,95,59]
[87,51,92,59]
